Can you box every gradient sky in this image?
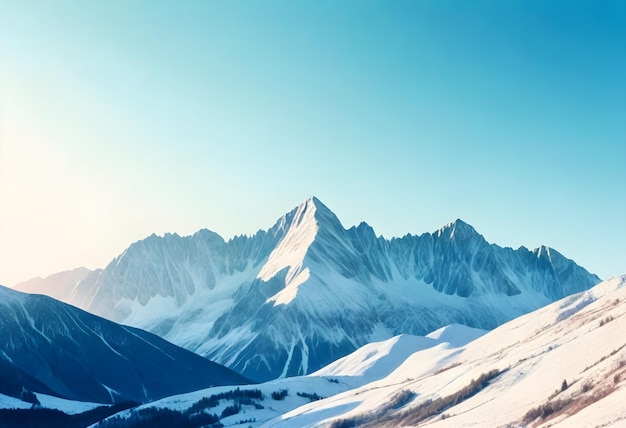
[1,0,624,286]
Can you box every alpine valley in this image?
[16,197,600,382]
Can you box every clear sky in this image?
[0,0,624,286]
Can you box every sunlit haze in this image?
[1,1,624,286]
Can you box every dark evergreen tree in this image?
[20,389,40,406]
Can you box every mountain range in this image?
[16,197,601,382]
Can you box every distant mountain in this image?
[21,197,601,382]
[14,266,94,301]
[0,284,248,405]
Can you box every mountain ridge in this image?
[14,197,601,381]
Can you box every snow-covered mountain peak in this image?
[350,221,377,238]
[299,196,344,229]
[258,199,322,283]
[438,218,481,241]
[192,228,225,243]
[267,197,342,236]
[533,244,559,261]
[258,197,349,284]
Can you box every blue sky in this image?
[0,0,624,285]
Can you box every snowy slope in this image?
[93,375,348,428]
[0,393,32,410]
[0,392,104,414]
[19,197,600,381]
[94,325,482,427]
[267,275,626,427]
[0,284,248,405]
[312,325,486,388]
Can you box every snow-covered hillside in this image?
[267,275,626,427]
[17,197,601,381]
[312,325,486,388]
[93,325,482,427]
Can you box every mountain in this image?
[266,274,626,427]
[14,266,94,301]
[19,197,600,382]
[0,284,248,405]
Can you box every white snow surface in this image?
[266,275,626,427]
[93,376,348,428]
[0,392,104,414]
[35,393,105,414]
[312,325,486,387]
[261,198,318,306]
[425,323,488,346]
[0,393,30,410]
